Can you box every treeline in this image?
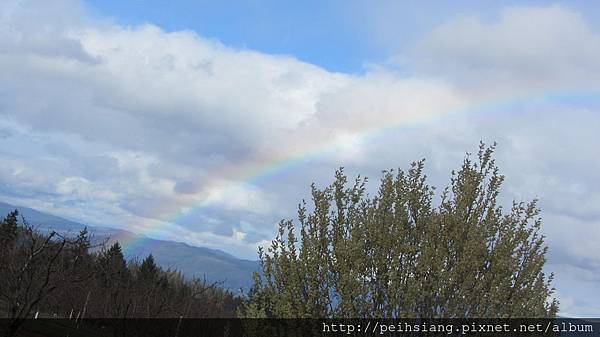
[0,210,240,325]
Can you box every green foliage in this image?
[242,143,558,318]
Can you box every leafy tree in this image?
[242,143,558,318]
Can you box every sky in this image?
[1,0,599,316]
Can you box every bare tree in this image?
[0,214,89,336]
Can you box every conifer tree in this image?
[92,242,131,317]
[0,210,18,244]
[139,254,159,284]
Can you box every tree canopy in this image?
[242,143,558,318]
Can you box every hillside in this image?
[0,202,258,291]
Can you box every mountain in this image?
[0,202,259,291]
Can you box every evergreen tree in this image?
[92,242,131,317]
[0,210,18,244]
[98,242,128,284]
[242,143,558,318]
[138,254,159,284]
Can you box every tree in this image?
[132,254,169,317]
[0,219,85,336]
[241,143,558,318]
[44,228,94,318]
[0,212,241,335]
[91,242,132,318]
[0,211,18,244]
[138,254,159,285]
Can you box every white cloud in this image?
[410,5,600,96]
[0,0,466,236]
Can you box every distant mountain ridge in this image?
[0,201,258,291]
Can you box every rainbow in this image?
[119,88,599,256]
